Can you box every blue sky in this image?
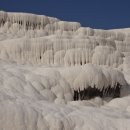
[0,0,130,29]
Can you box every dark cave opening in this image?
[73,83,121,101]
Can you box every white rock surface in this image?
[0,11,130,130]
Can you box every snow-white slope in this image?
[0,11,130,130]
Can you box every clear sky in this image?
[0,0,130,29]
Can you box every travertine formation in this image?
[0,11,129,99]
[0,11,130,130]
[0,11,129,67]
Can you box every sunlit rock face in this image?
[0,11,129,98]
[0,11,129,68]
[0,11,130,130]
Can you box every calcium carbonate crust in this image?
[0,11,130,130]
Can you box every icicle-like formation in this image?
[65,64,127,100]
[73,64,107,90]
[58,64,127,100]
[0,11,7,27]
[58,64,127,90]
[92,46,124,67]
[0,36,95,65]
[0,11,59,30]
[0,11,130,68]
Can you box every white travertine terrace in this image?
[0,11,129,68]
[0,11,129,88]
[0,11,130,130]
